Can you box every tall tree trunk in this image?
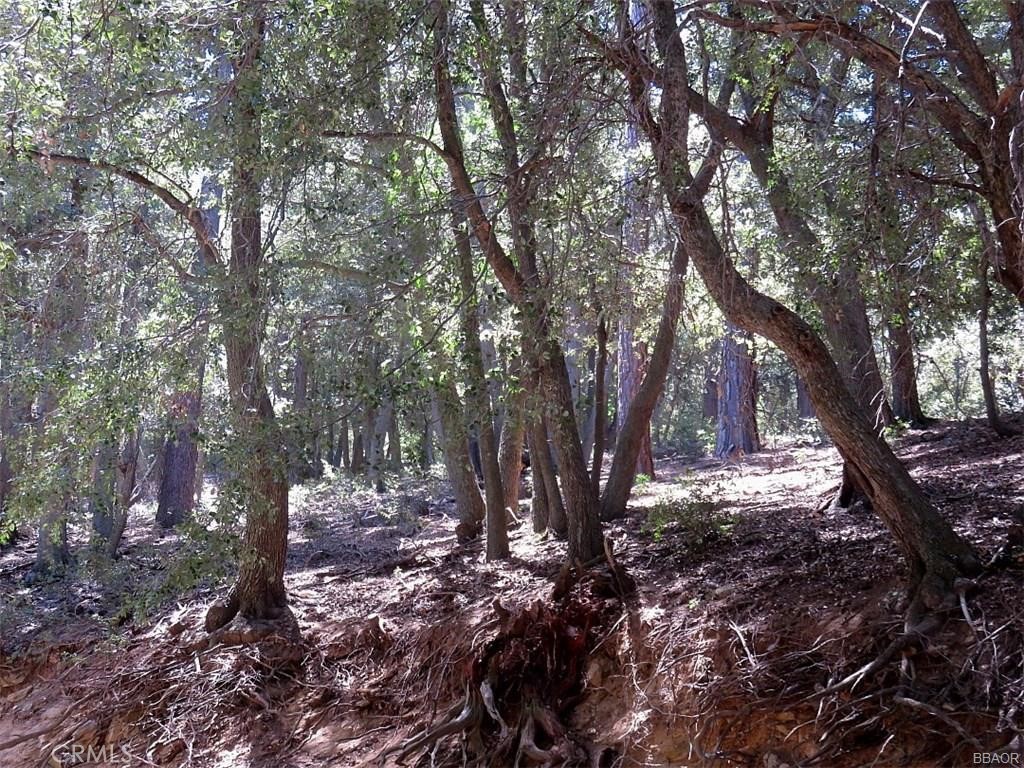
[452,202,508,560]
[338,416,351,470]
[89,442,117,542]
[156,178,219,527]
[590,314,608,502]
[205,10,289,631]
[796,375,816,420]
[616,0,657,482]
[351,418,365,474]
[635,0,981,623]
[886,301,929,427]
[714,327,761,458]
[387,407,402,471]
[601,242,688,520]
[977,232,1017,437]
[367,401,390,493]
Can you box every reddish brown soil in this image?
[1,418,1021,767]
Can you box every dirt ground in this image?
[1,418,1021,767]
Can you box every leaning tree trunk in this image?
[640,0,980,624]
[205,10,290,631]
[601,241,688,520]
[714,327,761,458]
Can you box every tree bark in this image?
[497,360,527,517]
[434,383,486,534]
[714,327,761,458]
[156,387,203,528]
[886,299,930,427]
[590,314,608,502]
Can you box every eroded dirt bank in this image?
[1,419,1022,767]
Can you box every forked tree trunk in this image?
[601,242,688,520]
[432,0,602,561]
[714,327,761,458]
[205,10,290,631]
[639,0,980,622]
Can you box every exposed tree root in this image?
[378,568,624,767]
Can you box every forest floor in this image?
[1,418,1022,767]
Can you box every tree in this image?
[597,0,980,623]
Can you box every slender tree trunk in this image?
[497,360,527,517]
[972,201,1018,436]
[106,427,142,558]
[205,10,290,631]
[89,442,117,542]
[527,429,549,533]
[532,416,566,536]
[387,407,402,471]
[338,416,351,470]
[452,201,508,560]
[637,0,981,622]
[433,0,601,560]
[590,314,608,502]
